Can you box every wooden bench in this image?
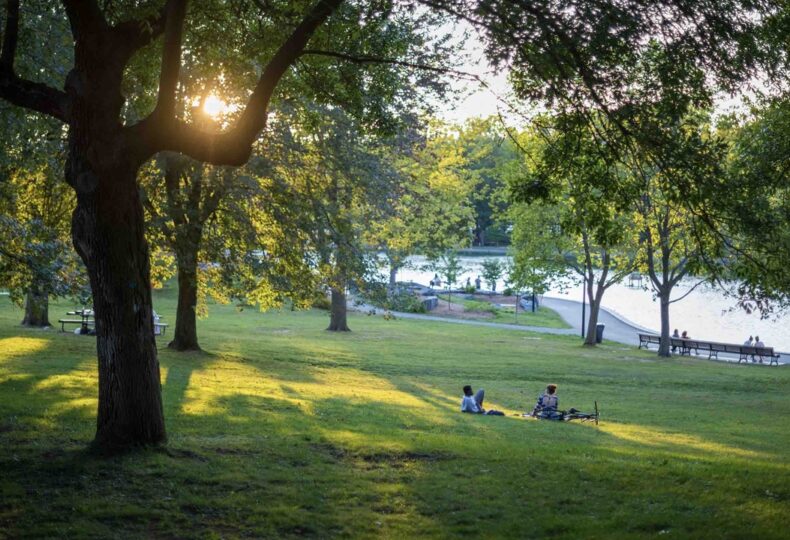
[638,333,780,365]
[59,319,168,336]
[638,333,661,349]
[58,319,94,332]
[738,345,780,365]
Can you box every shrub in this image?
[360,284,426,313]
[311,293,331,310]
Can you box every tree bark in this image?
[327,285,350,331]
[584,280,605,346]
[21,283,49,327]
[658,289,672,357]
[169,248,200,351]
[68,154,166,449]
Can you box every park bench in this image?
[638,333,780,365]
[58,319,168,336]
[58,318,94,332]
[738,345,780,365]
[638,333,661,349]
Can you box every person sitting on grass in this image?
[529,384,570,420]
[461,385,504,415]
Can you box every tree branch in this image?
[153,0,187,120]
[61,0,107,39]
[0,0,19,70]
[131,0,344,166]
[110,8,167,62]
[0,1,68,121]
[301,49,481,81]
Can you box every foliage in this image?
[0,110,84,310]
[362,284,427,313]
[454,117,520,246]
[716,97,790,313]
[480,258,504,293]
[364,117,476,284]
[508,114,637,345]
[429,249,465,289]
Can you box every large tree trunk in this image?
[658,290,672,357]
[68,154,166,450]
[21,284,50,327]
[327,286,350,332]
[170,248,201,351]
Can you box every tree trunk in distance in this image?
[327,286,350,331]
[658,290,672,357]
[169,250,201,351]
[69,155,166,450]
[21,286,50,327]
[584,299,601,346]
[388,265,398,289]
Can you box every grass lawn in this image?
[436,293,570,329]
[1,287,788,538]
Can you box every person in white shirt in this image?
[460,385,504,415]
[754,336,766,363]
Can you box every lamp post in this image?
[581,276,586,339]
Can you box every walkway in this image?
[354,296,787,365]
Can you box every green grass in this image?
[438,293,570,328]
[1,288,789,538]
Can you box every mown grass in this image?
[0,287,788,539]
[438,293,570,329]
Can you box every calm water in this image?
[388,255,790,352]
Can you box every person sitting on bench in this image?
[461,385,504,415]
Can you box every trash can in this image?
[595,323,605,344]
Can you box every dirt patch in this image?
[360,450,453,465]
[430,301,493,319]
[212,447,259,456]
[163,448,209,462]
[311,443,454,467]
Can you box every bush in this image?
[360,284,426,313]
[462,285,476,294]
[311,293,331,311]
[386,291,427,313]
[502,287,514,296]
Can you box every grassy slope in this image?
[437,293,570,329]
[0,289,788,539]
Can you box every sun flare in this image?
[203,94,227,118]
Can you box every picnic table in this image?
[58,308,168,336]
[58,308,94,332]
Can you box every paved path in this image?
[353,301,577,336]
[354,296,787,365]
[540,297,652,347]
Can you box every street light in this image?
[581,275,586,339]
